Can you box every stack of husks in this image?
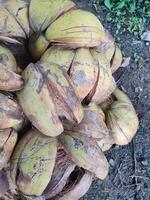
[0,0,139,199]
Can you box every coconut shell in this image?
[0,8,26,38]
[97,135,115,151]
[0,62,24,91]
[107,101,139,145]
[0,129,17,169]
[102,89,139,145]
[45,9,105,48]
[84,50,116,104]
[59,131,109,180]
[111,46,123,73]
[52,167,92,200]
[5,0,30,36]
[40,46,74,72]
[0,93,23,129]
[0,45,18,72]
[10,129,57,196]
[43,149,75,199]
[0,170,9,197]
[17,63,64,137]
[38,62,83,125]
[55,171,93,200]
[96,30,115,62]
[29,0,76,33]
[29,34,49,60]
[69,48,99,99]
[65,104,109,139]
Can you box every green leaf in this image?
[106,13,112,22]
[116,10,121,16]
[129,1,136,13]
[146,11,150,16]
[104,0,112,10]
[146,8,150,16]
[95,0,101,4]
[116,1,125,9]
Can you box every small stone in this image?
[121,57,131,68]
[120,85,127,93]
[137,185,141,191]
[141,160,148,166]
[135,87,142,93]
[114,145,120,150]
[109,159,115,167]
[141,31,150,42]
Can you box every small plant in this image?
[93,0,150,36]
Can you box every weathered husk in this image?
[113,88,132,103]
[59,131,109,180]
[84,50,116,103]
[100,95,115,112]
[54,171,93,200]
[107,101,139,145]
[105,88,139,145]
[13,114,29,133]
[0,170,9,197]
[10,129,57,196]
[97,135,115,151]
[18,62,83,136]
[38,62,83,125]
[41,46,115,103]
[64,103,114,152]
[0,45,18,72]
[5,0,30,36]
[0,63,24,91]
[24,196,46,200]
[96,30,115,62]
[68,48,99,99]
[0,93,23,129]
[40,46,74,71]
[111,46,123,73]
[17,63,64,137]
[0,129,17,169]
[65,104,110,139]
[0,8,26,38]
[0,35,22,44]
[43,149,76,199]
[29,0,76,33]
[41,46,99,100]
[45,9,105,48]
[29,34,49,60]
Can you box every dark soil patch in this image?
[74,1,150,200]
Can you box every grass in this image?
[92,0,150,38]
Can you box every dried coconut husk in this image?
[0,129,17,169]
[59,131,109,180]
[111,46,123,73]
[0,170,9,197]
[53,168,93,200]
[96,30,115,62]
[43,149,76,199]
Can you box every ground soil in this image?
[74,1,150,200]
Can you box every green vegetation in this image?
[93,0,150,37]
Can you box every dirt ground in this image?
[73,1,150,200]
